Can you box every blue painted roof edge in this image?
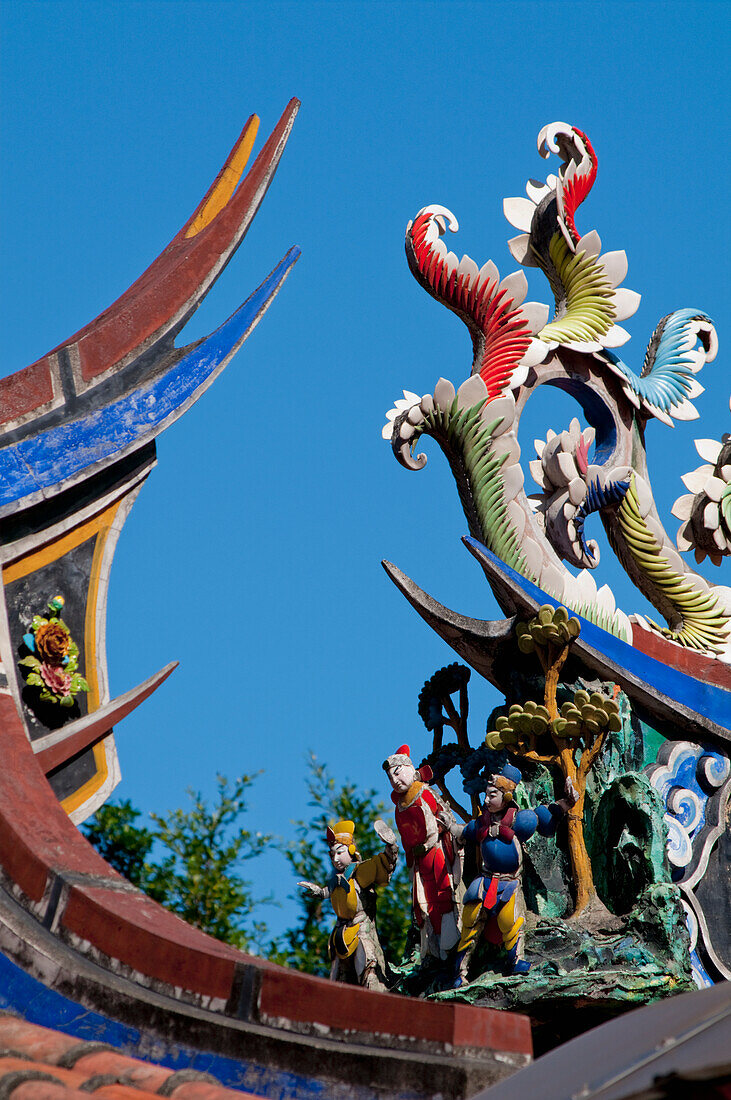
[0,949,420,1100]
[465,537,731,732]
[0,248,300,510]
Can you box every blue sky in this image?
[2,1,729,938]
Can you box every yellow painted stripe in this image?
[1,500,121,817]
[3,502,121,583]
[185,115,260,239]
[61,514,117,816]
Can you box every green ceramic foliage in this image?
[515,604,581,653]
[617,475,730,652]
[553,691,622,739]
[537,233,616,346]
[419,401,533,578]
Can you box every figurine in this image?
[440,764,578,985]
[383,744,462,961]
[298,818,398,990]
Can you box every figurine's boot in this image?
[504,941,530,975]
[498,891,529,974]
[361,963,387,992]
[451,901,482,988]
[452,948,470,988]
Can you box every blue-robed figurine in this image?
[440,764,577,985]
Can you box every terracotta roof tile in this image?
[0,1015,79,1063]
[68,1051,171,1091]
[86,1085,160,1099]
[0,1015,260,1098]
[7,1081,88,1099]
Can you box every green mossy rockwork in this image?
[404,677,692,1013]
[432,883,691,1015]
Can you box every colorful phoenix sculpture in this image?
[383,121,730,740]
[383,122,730,990]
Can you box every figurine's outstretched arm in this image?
[373,818,398,855]
[351,821,399,889]
[437,809,465,843]
[297,881,328,899]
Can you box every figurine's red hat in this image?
[382,744,411,770]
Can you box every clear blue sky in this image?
[2,1,729,939]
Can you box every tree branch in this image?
[435,778,471,822]
[579,727,608,780]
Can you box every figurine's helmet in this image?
[382,746,433,789]
[486,763,522,804]
[326,819,359,859]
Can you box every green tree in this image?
[82,798,169,902]
[271,754,412,977]
[82,774,272,953]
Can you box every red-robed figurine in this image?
[382,744,462,960]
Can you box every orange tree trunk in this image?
[541,643,599,917]
[558,747,596,917]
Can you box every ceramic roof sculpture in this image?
[383,122,730,997]
[0,101,533,1100]
[383,121,730,741]
[0,102,300,822]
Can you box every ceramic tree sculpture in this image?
[298,819,398,990]
[383,122,730,1002]
[417,662,478,818]
[485,605,621,918]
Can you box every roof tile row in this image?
[0,1014,257,1099]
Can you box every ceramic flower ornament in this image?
[19,596,89,708]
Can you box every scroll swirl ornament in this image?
[646,740,731,986]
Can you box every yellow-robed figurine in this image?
[299,818,398,990]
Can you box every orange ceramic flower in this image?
[35,621,70,665]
